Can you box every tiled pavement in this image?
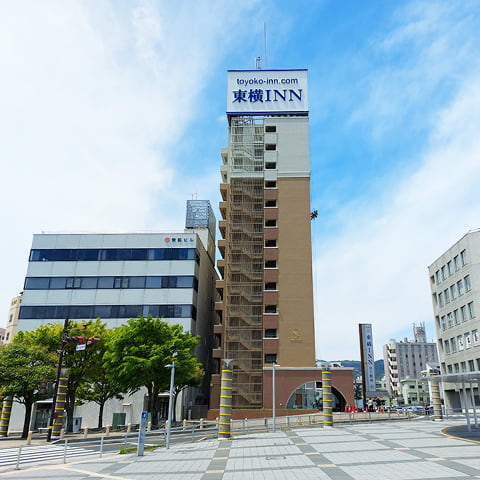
[3,419,480,479]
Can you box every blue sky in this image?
[1,1,480,361]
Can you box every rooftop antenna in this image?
[255,24,268,70]
[264,22,267,69]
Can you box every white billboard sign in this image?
[227,69,308,115]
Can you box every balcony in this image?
[218,239,226,258]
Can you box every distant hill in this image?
[318,359,385,380]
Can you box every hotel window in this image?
[265,240,277,247]
[265,282,277,290]
[477,359,480,370]
[454,363,460,373]
[440,316,447,330]
[450,285,457,300]
[469,359,475,371]
[450,338,457,353]
[265,125,276,132]
[447,261,452,275]
[461,305,468,322]
[461,361,467,372]
[265,200,277,207]
[265,354,277,364]
[265,181,277,188]
[447,364,453,373]
[468,301,475,319]
[458,335,464,351]
[464,275,472,292]
[445,341,451,354]
[265,162,277,169]
[265,305,277,314]
[447,312,453,328]
[265,260,277,268]
[461,249,467,266]
[265,144,276,151]
[454,255,460,271]
[265,329,277,338]
[439,292,444,307]
[465,333,472,349]
[435,270,441,284]
[453,309,459,325]
[457,279,464,296]
[265,219,277,227]
[441,266,447,280]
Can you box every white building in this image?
[9,201,217,433]
[383,324,438,398]
[428,229,480,410]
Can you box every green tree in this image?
[16,319,109,432]
[104,316,203,426]
[0,343,56,438]
[76,330,124,428]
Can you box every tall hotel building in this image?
[211,70,316,409]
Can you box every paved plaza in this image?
[2,419,480,479]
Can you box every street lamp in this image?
[166,353,177,449]
[272,362,279,432]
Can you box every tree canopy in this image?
[103,315,203,425]
[0,343,56,438]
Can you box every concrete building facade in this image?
[383,324,438,398]
[428,229,480,409]
[210,69,319,410]
[8,201,217,433]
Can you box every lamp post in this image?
[166,353,177,449]
[272,362,279,432]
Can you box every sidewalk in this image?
[2,418,480,479]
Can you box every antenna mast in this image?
[264,23,267,69]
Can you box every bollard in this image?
[243,418,247,431]
[126,423,131,434]
[15,445,22,470]
[26,431,33,445]
[105,425,111,437]
[147,421,151,432]
[183,419,187,431]
[322,369,333,428]
[100,436,104,458]
[60,428,65,439]
[63,439,68,463]
[83,427,88,438]
[218,360,233,439]
[200,418,204,430]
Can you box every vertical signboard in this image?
[359,324,376,400]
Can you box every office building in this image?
[383,324,438,398]
[428,229,480,409]
[3,294,22,344]
[9,201,217,431]
[210,69,318,410]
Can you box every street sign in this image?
[137,411,147,456]
[76,344,86,351]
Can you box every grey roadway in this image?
[2,418,480,480]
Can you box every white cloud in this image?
[315,72,480,361]
[314,1,480,360]
[0,0,262,324]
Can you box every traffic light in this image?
[65,336,78,343]
[86,337,100,346]
[77,336,86,344]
